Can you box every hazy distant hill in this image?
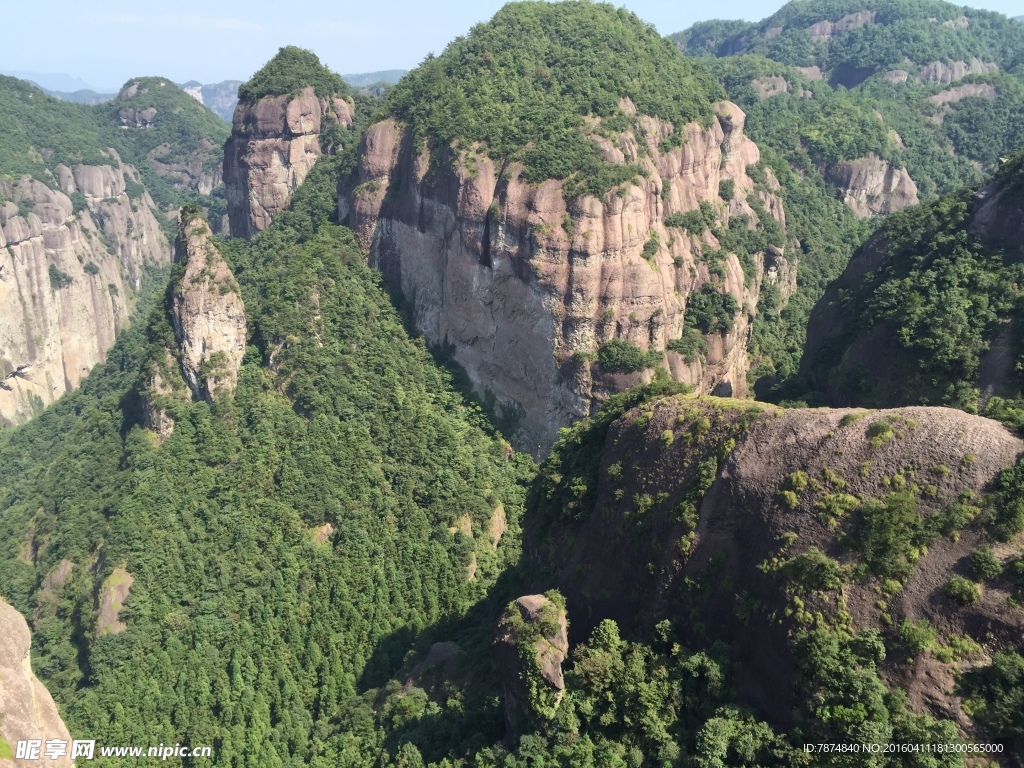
[341,68,407,86]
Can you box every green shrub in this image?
[597,339,661,373]
[666,327,708,362]
[83,261,100,276]
[718,178,735,202]
[970,546,1002,581]
[784,547,846,591]
[945,576,979,605]
[898,618,936,655]
[641,230,660,261]
[686,285,739,334]
[664,200,717,233]
[866,420,894,447]
[960,652,1024,739]
[48,264,73,290]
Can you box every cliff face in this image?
[825,153,920,217]
[224,86,353,238]
[533,393,1024,730]
[142,212,246,439]
[0,158,170,426]
[342,101,788,454]
[0,599,74,768]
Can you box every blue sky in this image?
[2,0,1023,91]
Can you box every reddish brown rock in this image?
[224,86,354,238]
[0,599,75,767]
[142,212,246,439]
[342,102,787,454]
[825,153,920,218]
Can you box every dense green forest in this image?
[0,151,533,765]
[673,0,1024,75]
[798,151,1024,423]
[383,1,724,198]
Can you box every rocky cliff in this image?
[0,599,74,768]
[343,101,788,454]
[142,210,246,439]
[825,153,920,217]
[494,593,569,733]
[224,48,354,238]
[531,391,1024,731]
[0,159,170,425]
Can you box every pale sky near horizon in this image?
[2,0,1023,91]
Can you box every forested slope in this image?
[0,155,532,765]
[800,152,1024,424]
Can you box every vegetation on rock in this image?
[237,46,352,103]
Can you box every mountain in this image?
[103,77,230,205]
[0,598,75,766]
[800,151,1024,424]
[178,79,244,121]
[33,87,115,105]
[0,145,531,766]
[342,1,794,454]
[669,0,1024,401]
[3,5,1024,767]
[0,70,114,94]
[671,0,1024,198]
[224,47,355,238]
[0,74,230,425]
[342,69,408,86]
[0,75,172,425]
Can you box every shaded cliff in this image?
[800,153,1024,413]
[0,161,170,426]
[528,388,1024,746]
[341,3,789,454]
[0,599,74,768]
[224,47,354,238]
[142,209,246,440]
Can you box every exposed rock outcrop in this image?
[142,211,246,439]
[1,160,171,426]
[343,101,788,454]
[95,566,133,636]
[111,78,229,199]
[0,599,75,767]
[916,58,998,84]
[825,153,920,217]
[752,75,788,99]
[928,83,998,107]
[806,11,875,41]
[224,86,353,238]
[533,394,1024,729]
[494,593,569,732]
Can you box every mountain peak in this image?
[237,45,349,104]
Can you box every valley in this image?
[1,0,1023,766]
